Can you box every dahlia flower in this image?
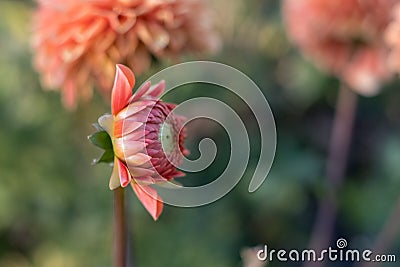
[89,64,188,220]
[385,3,400,73]
[283,0,396,96]
[32,0,219,109]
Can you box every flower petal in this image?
[111,64,136,115]
[116,158,131,187]
[98,114,114,136]
[148,80,165,97]
[130,81,151,102]
[114,138,146,158]
[131,183,163,220]
[109,161,121,190]
[114,120,142,138]
[115,104,149,121]
[129,167,155,177]
[125,153,152,166]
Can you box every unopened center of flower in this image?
[159,121,176,155]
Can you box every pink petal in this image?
[130,81,151,102]
[116,158,131,187]
[111,64,136,115]
[122,128,146,141]
[115,104,148,120]
[129,167,154,177]
[131,183,163,220]
[133,176,156,185]
[148,80,165,97]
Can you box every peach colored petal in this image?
[131,183,163,220]
[109,160,121,190]
[62,79,77,110]
[114,120,142,138]
[107,8,137,34]
[114,138,146,158]
[111,64,136,115]
[98,114,114,136]
[125,153,152,166]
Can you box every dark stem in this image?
[304,85,358,267]
[114,187,127,267]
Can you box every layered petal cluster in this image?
[96,64,187,220]
[283,0,397,96]
[32,0,220,108]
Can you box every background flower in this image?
[31,0,220,109]
[385,3,400,74]
[283,0,397,95]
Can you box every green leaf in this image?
[88,131,113,150]
[92,149,114,165]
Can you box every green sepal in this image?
[92,149,114,165]
[88,131,113,150]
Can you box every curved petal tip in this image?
[111,64,136,115]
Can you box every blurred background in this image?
[0,0,399,266]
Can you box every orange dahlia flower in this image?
[32,0,219,109]
[283,0,397,96]
[90,64,188,220]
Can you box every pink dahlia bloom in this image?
[32,0,220,109]
[283,0,396,96]
[94,64,187,220]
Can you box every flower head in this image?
[89,64,188,220]
[283,0,396,95]
[32,0,220,109]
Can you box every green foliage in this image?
[88,131,113,150]
[88,130,114,164]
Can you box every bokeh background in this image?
[0,0,399,266]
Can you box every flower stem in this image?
[114,187,127,267]
[304,84,358,267]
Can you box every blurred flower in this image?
[32,0,220,109]
[89,64,188,220]
[385,3,400,73]
[283,0,397,96]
